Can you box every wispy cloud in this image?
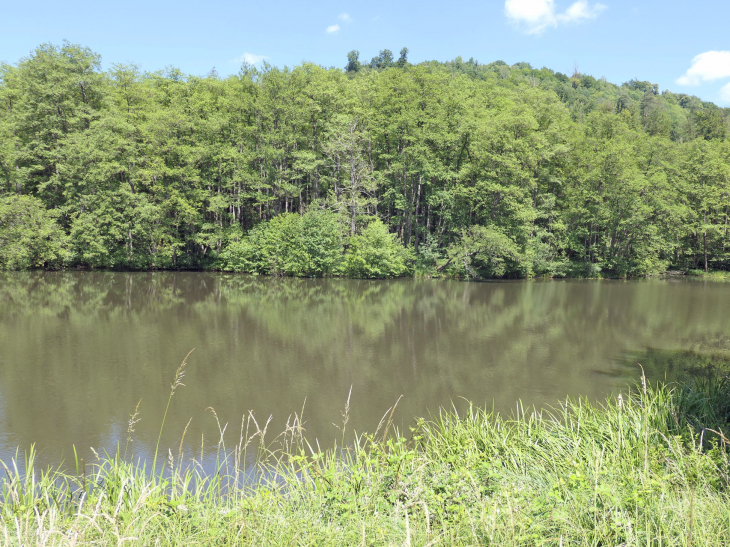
[234,52,268,65]
[505,0,606,34]
[677,51,730,86]
[338,12,352,22]
[326,24,340,33]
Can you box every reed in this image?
[151,349,193,477]
[1,363,729,546]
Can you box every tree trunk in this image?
[702,212,707,273]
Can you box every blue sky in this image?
[3,0,730,105]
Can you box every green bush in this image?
[299,210,344,276]
[343,219,413,278]
[0,194,69,270]
[222,210,343,277]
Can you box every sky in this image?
[2,0,730,105]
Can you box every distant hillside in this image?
[348,49,729,142]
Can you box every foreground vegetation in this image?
[1,43,730,277]
[2,364,729,546]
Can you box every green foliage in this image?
[343,219,413,278]
[0,194,68,270]
[224,214,413,278]
[300,210,345,275]
[439,225,520,278]
[222,210,343,276]
[1,42,729,277]
[695,108,728,141]
[370,49,395,69]
[345,50,360,73]
[69,191,176,269]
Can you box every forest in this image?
[1,43,729,278]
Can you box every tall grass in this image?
[1,363,729,546]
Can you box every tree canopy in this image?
[1,42,729,277]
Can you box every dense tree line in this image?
[1,42,729,277]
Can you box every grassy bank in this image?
[686,269,730,281]
[2,370,729,546]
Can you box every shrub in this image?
[222,210,343,277]
[343,219,413,278]
[299,210,344,276]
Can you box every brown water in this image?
[1,272,729,469]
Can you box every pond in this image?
[1,272,729,469]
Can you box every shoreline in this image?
[5,267,730,281]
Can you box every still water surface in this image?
[1,272,729,468]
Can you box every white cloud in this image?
[557,1,606,23]
[326,24,340,33]
[234,52,268,65]
[677,51,730,86]
[505,0,554,29]
[338,12,352,22]
[505,0,606,34]
[721,82,730,102]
